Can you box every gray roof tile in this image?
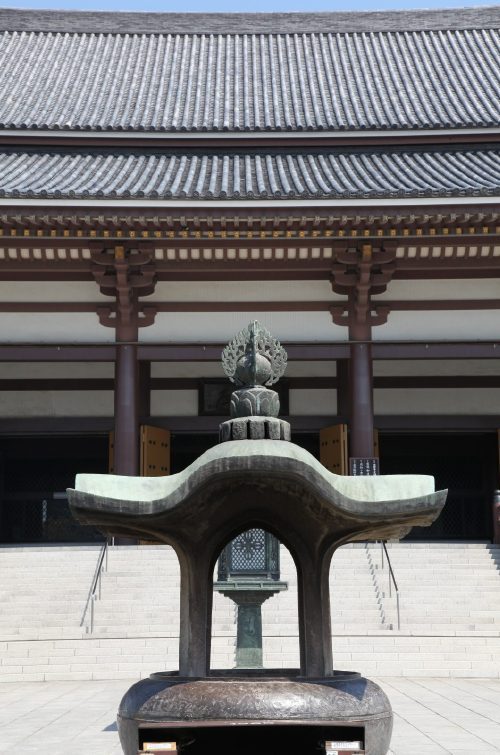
[0,146,498,200]
[0,9,498,132]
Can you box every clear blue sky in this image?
[0,0,494,11]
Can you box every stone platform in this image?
[1,678,500,755]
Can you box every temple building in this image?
[0,6,499,544]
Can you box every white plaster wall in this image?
[378,279,500,301]
[374,360,500,376]
[2,299,499,346]
[0,390,113,417]
[376,310,500,341]
[10,308,496,346]
[374,388,500,415]
[149,280,337,302]
[0,314,112,343]
[151,390,198,416]
[152,362,225,378]
[0,362,113,378]
[142,311,345,343]
[0,278,497,304]
[0,281,107,302]
[289,388,336,415]
[286,361,337,377]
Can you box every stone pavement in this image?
[0,677,499,754]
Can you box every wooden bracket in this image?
[96,304,158,330]
[91,247,157,331]
[330,304,390,328]
[331,244,395,329]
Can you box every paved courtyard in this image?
[0,677,499,754]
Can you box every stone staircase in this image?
[0,544,99,639]
[379,542,500,632]
[334,542,500,679]
[1,542,499,681]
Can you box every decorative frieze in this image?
[0,210,498,245]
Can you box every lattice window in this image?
[217,528,281,581]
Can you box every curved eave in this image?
[0,146,498,203]
[67,486,445,545]
[68,483,446,527]
[66,441,447,546]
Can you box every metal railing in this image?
[380,541,401,630]
[80,539,110,633]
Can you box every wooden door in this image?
[320,424,348,475]
[140,425,171,477]
[140,425,171,544]
[109,426,171,476]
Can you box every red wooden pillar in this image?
[111,248,140,475]
[114,341,139,476]
[331,245,394,463]
[92,246,157,477]
[336,359,350,420]
[349,322,375,459]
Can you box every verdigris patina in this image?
[220,320,291,441]
[68,321,447,755]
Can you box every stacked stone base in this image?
[219,416,291,442]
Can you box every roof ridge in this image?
[0,7,499,34]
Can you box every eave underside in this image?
[0,205,499,280]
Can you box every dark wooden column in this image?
[114,340,139,475]
[348,323,375,458]
[331,245,394,460]
[92,246,157,476]
[335,359,350,421]
[138,360,152,422]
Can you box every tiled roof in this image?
[0,8,497,34]
[0,146,498,200]
[0,9,498,132]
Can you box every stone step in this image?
[398,603,500,610]
[2,633,499,682]
[2,542,500,681]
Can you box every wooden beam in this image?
[0,345,117,361]
[372,342,500,360]
[0,375,498,392]
[137,344,352,361]
[2,299,500,314]
[1,341,500,362]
